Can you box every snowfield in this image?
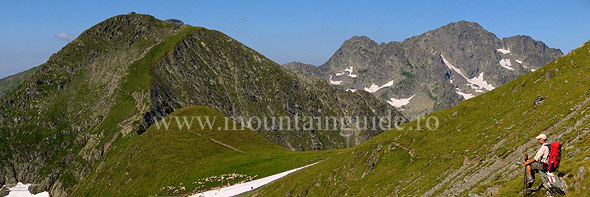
[496,48,511,54]
[387,95,415,108]
[329,67,356,85]
[467,72,495,91]
[441,55,495,93]
[192,162,318,197]
[335,66,357,78]
[3,182,49,197]
[441,55,467,79]
[499,59,515,70]
[455,88,475,100]
[363,80,394,93]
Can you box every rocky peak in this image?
[80,14,160,38]
[0,14,178,196]
[286,21,562,120]
[443,20,485,31]
[342,36,378,47]
[413,21,497,44]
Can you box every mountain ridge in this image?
[284,20,563,119]
[0,67,38,98]
[0,13,405,196]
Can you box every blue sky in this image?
[1,0,589,78]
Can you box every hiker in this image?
[523,134,549,188]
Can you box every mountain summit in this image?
[285,21,563,119]
[0,14,404,196]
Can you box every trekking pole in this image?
[523,153,529,197]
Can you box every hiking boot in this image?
[527,178,535,187]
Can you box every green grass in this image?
[246,42,590,196]
[0,14,184,189]
[122,26,200,92]
[72,106,332,196]
[401,71,415,79]
[89,25,199,157]
[380,91,389,99]
[0,66,38,97]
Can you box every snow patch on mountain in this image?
[467,72,495,91]
[363,80,394,93]
[497,48,511,54]
[441,55,495,92]
[515,59,523,64]
[387,95,415,108]
[192,162,318,197]
[346,89,357,92]
[335,66,357,78]
[455,88,475,100]
[441,55,468,79]
[3,182,49,197]
[499,59,515,70]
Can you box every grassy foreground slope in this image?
[248,41,590,196]
[72,106,332,196]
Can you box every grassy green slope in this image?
[72,106,332,196]
[248,42,590,196]
[88,24,198,155]
[0,66,38,98]
[0,14,183,195]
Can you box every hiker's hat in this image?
[535,134,547,140]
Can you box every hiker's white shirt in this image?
[534,143,550,163]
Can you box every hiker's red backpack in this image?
[545,142,562,172]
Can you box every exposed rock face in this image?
[146,28,406,151]
[165,19,184,26]
[0,14,405,196]
[284,21,562,119]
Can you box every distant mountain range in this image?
[284,21,562,119]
